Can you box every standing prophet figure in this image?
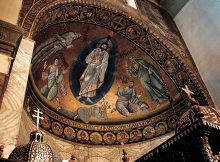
[127,59,169,104]
[41,57,67,109]
[77,36,112,104]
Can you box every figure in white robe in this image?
[77,43,109,104]
[41,57,67,108]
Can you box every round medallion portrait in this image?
[80,7,94,20]
[95,10,111,24]
[139,36,151,50]
[66,6,79,19]
[126,25,141,39]
[77,130,89,142]
[40,114,51,130]
[143,126,155,139]
[90,132,103,144]
[130,130,142,142]
[64,127,76,140]
[155,122,168,135]
[175,71,189,86]
[154,47,167,62]
[168,115,179,129]
[103,132,116,145]
[52,122,63,136]
[117,132,129,144]
[165,59,178,74]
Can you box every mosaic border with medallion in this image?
[22,0,213,145]
[24,81,187,145]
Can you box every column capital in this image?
[0,20,24,58]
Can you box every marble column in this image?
[0,38,35,158]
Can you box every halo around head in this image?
[97,36,113,52]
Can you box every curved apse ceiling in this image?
[22,0,212,145]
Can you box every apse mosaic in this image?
[21,1,211,145]
[31,23,180,124]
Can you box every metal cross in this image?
[32,108,44,130]
[182,85,194,99]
